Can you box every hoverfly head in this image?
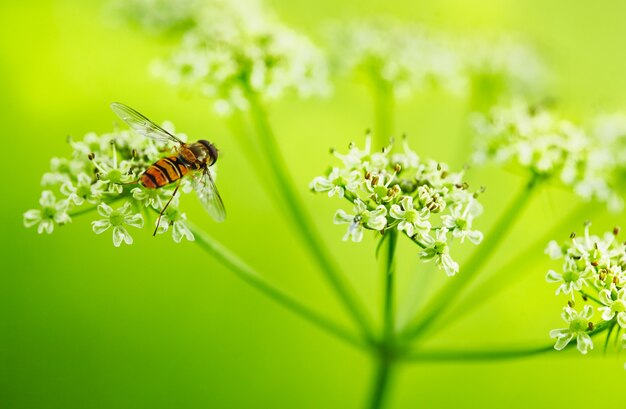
[199,139,218,166]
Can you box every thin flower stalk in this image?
[406,319,614,363]
[431,201,598,332]
[245,89,376,342]
[367,229,398,409]
[187,220,368,350]
[382,230,398,341]
[371,76,395,150]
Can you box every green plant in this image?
[24,0,626,408]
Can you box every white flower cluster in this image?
[546,224,626,355]
[23,123,196,246]
[326,19,548,99]
[459,36,549,98]
[310,135,483,276]
[472,101,625,211]
[143,0,330,115]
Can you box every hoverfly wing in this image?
[110,102,184,145]
[192,168,226,222]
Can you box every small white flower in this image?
[599,285,626,328]
[156,206,195,243]
[545,258,591,296]
[333,199,387,242]
[391,137,420,170]
[94,157,135,194]
[91,202,144,247]
[570,223,616,268]
[545,240,564,259]
[419,228,459,276]
[131,185,168,211]
[441,200,483,244]
[309,168,361,198]
[41,157,87,186]
[70,131,117,159]
[389,196,430,241]
[23,191,71,234]
[416,185,446,213]
[332,134,388,171]
[549,305,594,354]
[60,173,106,206]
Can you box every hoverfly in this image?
[110,102,226,235]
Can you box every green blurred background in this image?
[2,0,626,408]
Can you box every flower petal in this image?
[91,219,111,235]
[389,204,404,220]
[112,226,133,247]
[576,333,593,354]
[23,209,42,228]
[125,213,144,228]
[97,203,113,217]
[333,209,353,224]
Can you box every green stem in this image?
[366,355,395,409]
[244,90,375,342]
[383,230,398,340]
[186,221,368,350]
[424,201,596,332]
[400,174,541,343]
[371,76,394,150]
[365,230,398,409]
[407,345,553,362]
[406,320,613,362]
[226,110,275,191]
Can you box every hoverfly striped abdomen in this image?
[141,156,189,189]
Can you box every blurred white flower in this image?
[147,0,330,115]
[473,101,624,211]
[334,199,387,242]
[326,19,548,100]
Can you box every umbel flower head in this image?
[326,19,548,100]
[310,134,484,276]
[24,121,199,247]
[132,0,331,115]
[472,100,625,211]
[546,223,626,356]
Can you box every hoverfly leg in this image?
[154,180,181,236]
